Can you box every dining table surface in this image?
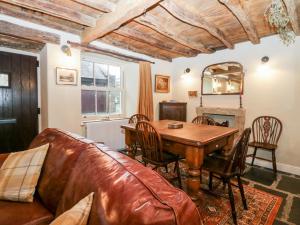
[121,120,239,201]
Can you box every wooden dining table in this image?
[121,120,239,201]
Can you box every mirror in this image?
[202,62,244,95]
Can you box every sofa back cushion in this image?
[29,129,92,214]
[56,144,202,225]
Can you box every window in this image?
[81,60,123,116]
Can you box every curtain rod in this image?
[67,41,155,64]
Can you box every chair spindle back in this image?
[136,121,163,163]
[231,128,252,175]
[192,115,215,125]
[252,116,282,145]
[129,114,150,124]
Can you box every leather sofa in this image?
[0,128,202,225]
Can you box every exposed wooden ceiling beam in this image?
[68,41,155,64]
[136,13,214,53]
[282,0,300,35]
[219,0,260,44]
[81,0,162,44]
[114,25,198,57]
[0,20,60,44]
[0,2,83,35]
[72,0,205,54]
[0,33,44,52]
[0,0,96,26]
[100,33,173,62]
[72,0,115,12]
[160,0,234,49]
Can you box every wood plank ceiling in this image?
[0,0,299,61]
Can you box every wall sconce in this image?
[261,56,269,64]
[181,68,191,79]
[257,56,271,75]
[61,45,72,56]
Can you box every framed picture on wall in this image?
[155,75,170,93]
[56,67,78,85]
[0,72,11,88]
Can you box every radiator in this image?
[84,119,129,150]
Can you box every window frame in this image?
[81,56,125,118]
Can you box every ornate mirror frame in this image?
[201,61,244,95]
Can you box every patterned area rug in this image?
[135,155,282,225]
[197,181,282,225]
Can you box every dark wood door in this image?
[0,51,38,153]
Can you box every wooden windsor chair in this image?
[202,128,251,225]
[191,115,216,125]
[135,121,182,189]
[247,116,283,174]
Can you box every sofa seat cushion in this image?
[0,198,54,225]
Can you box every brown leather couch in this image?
[0,128,202,225]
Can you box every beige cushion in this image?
[50,192,94,225]
[0,144,49,202]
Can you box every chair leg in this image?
[251,147,257,166]
[165,165,168,173]
[175,161,182,189]
[227,179,238,225]
[200,167,202,184]
[237,175,248,210]
[272,151,277,174]
[209,172,213,191]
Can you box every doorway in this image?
[0,51,38,153]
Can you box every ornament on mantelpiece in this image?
[265,0,295,46]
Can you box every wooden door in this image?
[0,51,38,153]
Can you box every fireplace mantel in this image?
[196,106,246,134]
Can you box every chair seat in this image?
[162,151,179,163]
[203,156,236,177]
[0,197,54,225]
[248,142,277,150]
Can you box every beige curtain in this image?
[138,61,154,121]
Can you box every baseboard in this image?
[246,158,300,176]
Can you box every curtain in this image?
[138,61,154,121]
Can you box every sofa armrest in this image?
[0,153,9,167]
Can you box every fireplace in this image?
[196,107,246,135]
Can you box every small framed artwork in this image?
[155,75,170,93]
[188,91,198,97]
[0,72,11,88]
[56,67,78,85]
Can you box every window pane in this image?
[81,90,95,114]
[97,91,108,114]
[81,61,94,86]
[108,65,121,88]
[109,91,121,114]
[95,63,108,87]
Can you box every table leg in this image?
[125,129,135,158]
[185,146,204,201]
[221,134,235,156]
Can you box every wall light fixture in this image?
[61,45,72,57]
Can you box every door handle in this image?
[0,119,17,125]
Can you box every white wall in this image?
[172,36,300,170]
[40,43,82,134]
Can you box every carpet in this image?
[135,156,282,225]
[197,181,282,225]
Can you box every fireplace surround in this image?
[196,107,246,135]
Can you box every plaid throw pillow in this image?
[50,192,94,225]
[0,144,49,202]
